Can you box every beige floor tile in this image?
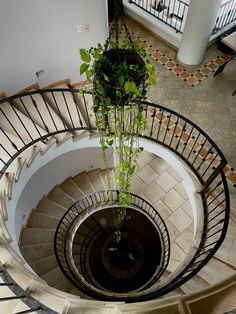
[161,189,185,211]
[137,151,155,169]
[143,181,165,204]
[167,167,182,182]
[168,208,193,232]
[137,164,159,184]
[165,220,180,242]
[154,200,173,219]
[181,200,193,218]
[149,156,170,174]
[188,222,194,233]
[170,242,186,262]
[174,182,188,200]
[130,174,146,194]
[175,228,194,254]
[155,171,178,192]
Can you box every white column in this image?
[177,0,222,65]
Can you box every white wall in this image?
[0,0,108,95]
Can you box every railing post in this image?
[199,161,227,194]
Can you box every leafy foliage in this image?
[80,36,156,241]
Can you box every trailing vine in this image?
[80,30,156,241]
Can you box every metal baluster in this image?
[200,152,219,179]
[19,97,43,139]
[0,108,27,145]
[51,92,67,129]
[30,95,49,133]
[62,91,75,129]
[41,94,58,131]
[169,116,179,147]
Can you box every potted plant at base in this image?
[79,24,156,241]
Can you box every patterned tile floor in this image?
[118,18,236,217]
[131,33,231,87]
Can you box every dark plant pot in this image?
[94,48,146,103]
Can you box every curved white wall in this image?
[6,135,202,262]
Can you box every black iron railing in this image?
[0,264,57,313]
[54,190,170,299]
[128,0,189,33]
[0,88,230,302]
[213,0,236,34]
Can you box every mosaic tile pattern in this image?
[118,28,231,87]
[133,35,231,87]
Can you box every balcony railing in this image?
[128,0,189,33]
[213,0,236,34]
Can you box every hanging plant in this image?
[79,10,156,241]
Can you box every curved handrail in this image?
[0,88,230,303]
[54,190,171,299]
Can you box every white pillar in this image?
[177,0,222,65]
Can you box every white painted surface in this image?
[0,0,108,95]
[177,0,222,65]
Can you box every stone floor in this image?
[131,151,194,271]
[124,17,236,212]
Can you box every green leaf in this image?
[86,69,93,81]
[80,48,91,63]
[124,81,142,96]
[118,75,125,86]
[103,74,110,82]
[80,63,89,75]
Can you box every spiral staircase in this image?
[0,79,235,313]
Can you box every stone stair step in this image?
[70,81,96,129]
[42,80,86,130]
[47,186,75,208]
[30,254,58,276]
[73,172,95,195]
[197,256,235,285]
[86,169,105,192]
[214,218,236,268]
[54,276,74,293]
[20,228,55,246]
[60,177,85,201]
[0,100,47,142]
[19,242,54,263]
[27,211,60,229]
[100,168,116,190]
[180,274,209,294]
[12,89,70,143]
[41,265,66,287]
[36,196,66,218]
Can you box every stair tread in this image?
[86,169,105,191]
[100,168,116,190]
[30,254,58,276]
[20,228,55,246]
[73,172,95,195]
[60,177,85,201]
[198,256,235,285]
[0,100,47,142]
[42,82,86,130]
[19,242,54,263]
[12,90,69,143]
[36,196,67,218]
[41,265,66,287]
[47,186,75,208]
[27,211,60,229]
